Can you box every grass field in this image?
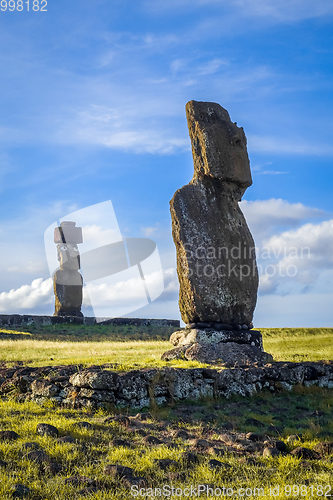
[0,325,332,499]
[0,387,332,499]
[0,325,332,369]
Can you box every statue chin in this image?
[60,258,80,271]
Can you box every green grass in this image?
[0,325,332,369]
[0,387,333,499]
[0,325,333,498]
[261,328,333,363]
[1,323,176,342]
[0,338,211,370]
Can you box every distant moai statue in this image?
[53,221,83,317]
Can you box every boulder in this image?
[31,380,59,397]
[36,423,59,438]
[69,369,119,390]
[0,430,19,441]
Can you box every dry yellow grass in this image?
[0,326,333,370]
[0,338,207,370]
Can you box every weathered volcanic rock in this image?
[36,423,59,438]
[161,345,189,361]
[185,342,273,366]
[170,328,263,350]
[170,100,258,325]
[69,369,119,390]
[162,341,272,366]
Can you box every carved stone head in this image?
[54,221,82,271]
[56,242,80,270]
[186,100,252,189]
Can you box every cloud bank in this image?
[1,198,332,319]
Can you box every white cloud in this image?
[263,220,333,263]
[84,267,173,307]
[239,199,333,297]
[0,201,80,292]
[252,162,288,175]
[240,198,326,241]
[261,219,333,275]
[0,278,53,313]
[82,225,122,247]
[256,219,333,296]
[0,263,176,316]
[170,59,186,73]
[1,30,332,159]
[84,276,146,308]
[258,273,278,295]
[53,63,275,155]
[197,59,228,75]
[162,267,179,299]
[141,226,158,237]
[84,265,168,318]
[260,171,288,175]
[0,0,332,164]
[94,130,188,155]
[242,198,325,223]
[60,104,189,155]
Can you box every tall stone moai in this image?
[163,100,272,366]
[53,221,83,317]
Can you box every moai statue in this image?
[162,100,273,366]
[171,100,258,326]
[53,221,83,317]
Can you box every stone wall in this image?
[0,314,180,328]
[1,361,332,410]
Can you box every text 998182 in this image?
[1,0,47,11]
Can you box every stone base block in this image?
[54,310,84,318]
[170,328,263,350]
[161,342,273,367]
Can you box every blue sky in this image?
[0,0,333,326]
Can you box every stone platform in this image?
[170,328,263,349]
[0,314,180,328]
[2,361,333,410]
[161,328,272,366]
